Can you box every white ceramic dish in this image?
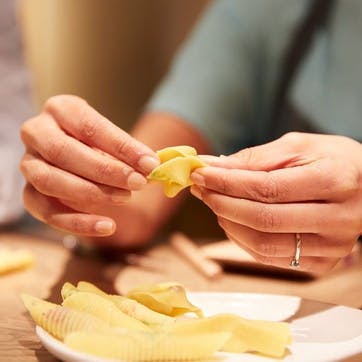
[35,292,362,362]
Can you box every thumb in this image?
[200,133,312,171]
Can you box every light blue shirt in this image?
[148,0,362,155]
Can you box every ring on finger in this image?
[290,233,302,268]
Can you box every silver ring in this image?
[290,233,302,268]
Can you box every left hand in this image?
[190,132,362,275]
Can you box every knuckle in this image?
[215,172,232,194]
[252,241,277,256]
[280,131,304,146]
[205,194,223,215]
[19,156,30,177]
[81,117,98,141]
[84,184,102,203]
[337,209,361,234]
[31,169,51,192]
[255,205,280,232]
[217,216,225,228]
[44,95,86,113]
[114,139,132,159]
[251,173,280,203]
[70,217,89,234]
[94,161,113,181]
[20,117,37,142]
[235,147,253,168]
[337,165,359,196]
[77,104,99,142]
[43,138,67,163]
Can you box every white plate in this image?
[36,292,362,362]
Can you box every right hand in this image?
[20,95,160,236]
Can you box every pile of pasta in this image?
[21,281,291,361]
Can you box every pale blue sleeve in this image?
[147,0,265,155]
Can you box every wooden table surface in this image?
[1,228,362,361]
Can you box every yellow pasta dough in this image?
[21,281,292,360]
[62,291,151,331]
[21,294,110,340]
[148,146,206,197]
[64,281,174,326]
[126,281,203,318]
[164,313,291,357]
[65,330,230,361]
[0,249,34,275]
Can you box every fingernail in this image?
[95,220,114,234]
[111,190,130,203]
[127,172,147,190]
[190,186,202,199]
[190,172,205,186]
[138,155,160,174]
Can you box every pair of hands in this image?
[20,95,362,274]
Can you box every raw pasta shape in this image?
[0,249,34,274]
[65,330,230,361]
[62,291,151,331]
[126,281,203,318]
[21,294,109,340]
[148,146,206,197]
[73,281,174,326]
[165,313,291,357]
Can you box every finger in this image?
[200,132,318,171]
[44,95,159,174]
[21,153,131,206]
[218,217,354,257]
[224,231,340,275]
[57,198,95,214]
[191,186,349,233]
[21,114,147,190]
[191,157,354,202]
[23,183,116,236]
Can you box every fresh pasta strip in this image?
[22,281,292,359]
[21,294,110,340]
[65,330,230,361]
[62,291,151,331]
[72,281,175,326]
[0,249,34,274]
[165,313,291,358]
[77,281,174,326]
[21,292,228,361]
[126,281,203,318]
[148,146,206,197]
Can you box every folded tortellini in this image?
[148,146,206,197]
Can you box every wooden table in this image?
[1,227,362,361]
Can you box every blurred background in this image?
[20,0,209,130]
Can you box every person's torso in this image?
[250,0,362,145]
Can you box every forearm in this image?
[98,111,211,247]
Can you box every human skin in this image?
[20,96,362,273]
[20,95,211,247]
[190,132,362,275]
